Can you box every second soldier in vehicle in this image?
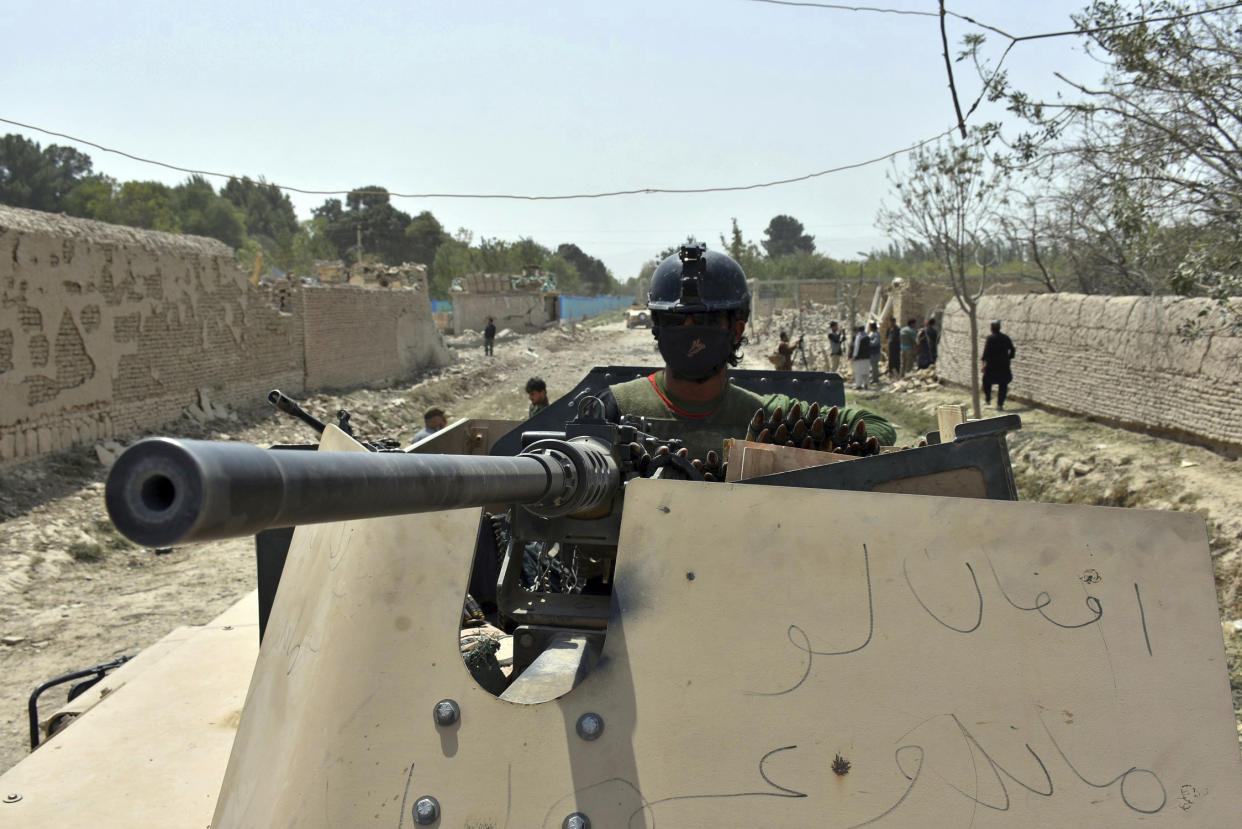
[525,377,550,418]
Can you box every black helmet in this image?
[648,244,749,316]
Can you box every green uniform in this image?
[606,371,896,459]
[528,399,549,419]
[608,371,766,460]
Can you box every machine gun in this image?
[105,396,701,549]
[105,395,708,699]
[266,389,401,452]
[104,368,1021,703]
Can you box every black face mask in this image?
[656,324,735,383]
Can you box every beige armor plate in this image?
[215,461,1242,826]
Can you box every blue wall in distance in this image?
[558,295,633,320]
[431,296,632,320]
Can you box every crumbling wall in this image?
[302,284,451,390]
[0,206,302,464]
[0,206,451,465]
[939,293,1242,451]
[452,293,557,333]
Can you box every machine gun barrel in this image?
[105,436,619,548]
[267,389,327,434]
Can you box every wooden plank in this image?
[724,438,854,481]
[937,403,967,440]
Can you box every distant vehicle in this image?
[626,308,651,328]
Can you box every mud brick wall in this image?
[939,293,1242,452]
[301,284,450,390]
[0,206,304,463]
[0,206,451,465]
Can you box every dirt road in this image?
[2,316,1239,772]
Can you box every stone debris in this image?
[185,387,237,424]
[93,440,125,469]
[885,368,942,393]
[0,636,25,647]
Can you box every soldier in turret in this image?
[595,244,894,461]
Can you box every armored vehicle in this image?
[3,367,1240,827]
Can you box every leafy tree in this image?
[174,176,246,248]
[291,217,339,276]
[556,243,614,294]
[0,134,93,212]
[541,253,584,294]
[63,174,118,222]
[761,215,815,258]
[312,198,344,224]
[971,0,1242,308]
[405,210,448,268]
[111,181,181,232]
[221,177,298,247]
[718,218,767,278]
[346,186,391,212]
[430,232,485,296]
[314,187,416,265]
[878,137,1010,418]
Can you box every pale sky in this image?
[4,0,1104,281]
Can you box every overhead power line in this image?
[748,0,1242,45]
[750,0,1242,141]
[5,3,1237,204]
[745,1,939,18]
[0,115,959,202]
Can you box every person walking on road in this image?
[886,316,901,378]
[899,317,917,374]
[852,325,872,390]
[483,318,497,356]
[867,322,882,385]
[916,317,938,370]
[827,321,845,374]
[981,320,1017,410]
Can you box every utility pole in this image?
[356,225,363,265]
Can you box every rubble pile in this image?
[885,367,941,393]
[750,306,857,346]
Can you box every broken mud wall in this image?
[452,293,557,333]
[301,283,451,390]
[939,293,1242,452]
[0,206,303,465]
[0,206,451,465]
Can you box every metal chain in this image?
[536,542,553,593]
[566,547,583,594]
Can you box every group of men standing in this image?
[825,316,939,390]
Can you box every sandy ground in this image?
[2,314,1240,772]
